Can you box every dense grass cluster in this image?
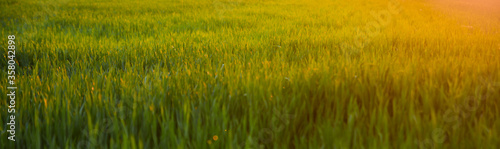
[1,0,500,148]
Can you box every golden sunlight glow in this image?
[435,0,500,15]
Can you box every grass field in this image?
[1,0,500,148]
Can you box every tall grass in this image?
[1,0,499,148]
